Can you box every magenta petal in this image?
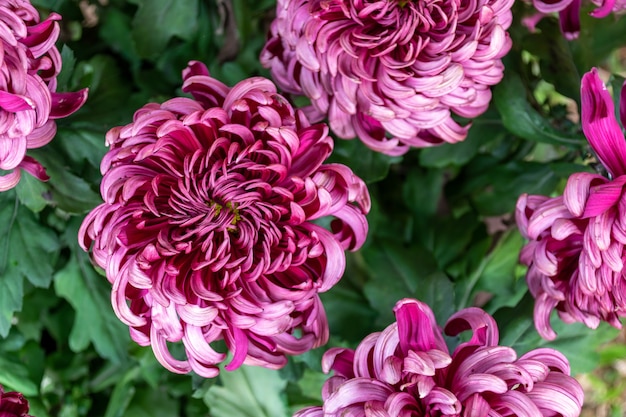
[463,394,492,417]
[394,299,448,355]
[444,307,499,347]
[583,176,626,217]
[0,169,21,191]
[183,60,211,79]
[322,347,356,377]
[563,172,607,216]
[324,379,394,414]
[590,0,616,17]
[293,407,324,417]
[225,327,249,371]
[581,68,626,177]
[494,390,543,417]
[49,89,89,119]
[558,0,581,40]
[526,373,584,417]
[19,155,49,182]
[0,385,32,417]
[533,293,559,340]
[0,90,34,112]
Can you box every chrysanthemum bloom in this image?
[0,385,32,417]
[79,61,370,377]
[517,68,626,339]
[294,299,583,417]
[0,0,88,191]
[260,0,513,155]
[527,0,626,40]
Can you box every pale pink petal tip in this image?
[294,299,583,417]
[79,60,370,377]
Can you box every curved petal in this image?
[324,378,394,414]
[581,68,626,177]
[394,298,448,355]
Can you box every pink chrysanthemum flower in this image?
[260,0,513,155]
[294,299,583,417]
[0,0,88,191]
[0,385,32,417]
[526,0,626,40]
[79,61,370,377]
[517,68,626,340]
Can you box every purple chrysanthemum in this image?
[517,68,626,339]
[294,299,583,417]
[0,0,88,191]
[0,385,32,417]
[261,0,513,155]
[79,61,370,377]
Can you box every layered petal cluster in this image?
[79,61,370,377]
[294,299,583,417]
[0,385,32,417]
[517,68,626,339]
[529,0,626,40]
[261,0,513,155]
[0,0,88,191]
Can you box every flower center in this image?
[208,200,241,231]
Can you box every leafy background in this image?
[1,0,626,415]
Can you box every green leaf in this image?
[419,111,506,168]
[493,69,585,146]
[131,0,200,59]
[328,138,402,183]
[0,268,22,338]
[99,8,141,70]
[30,148,102,214]
[55,124,108,169]
[0,194,60,336]
[496,294,620,375]
[362,240,455,326]
[286,368,326,414]
[454,160,560,216]
[573,12,626,71]
[53,252,130,363]
[15,172,49,213]
[56,45,77,92]
[70,55,136,127]
[523,19,581,101]
[0,199,59,288]
[0,356,38,396]
[402,167,445,220]
[456,230,527,312]
[320,279,378,343]
[205,365,288,417]
[124,385,179,417]
[103,368,140,417]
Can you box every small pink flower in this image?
[294,299,583,417]
[79,61,370,377]
[0,385,32,417]
[0,0,88,191]
[529,0,626,40]
[517,68,626,339]
[261,0,513,155]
